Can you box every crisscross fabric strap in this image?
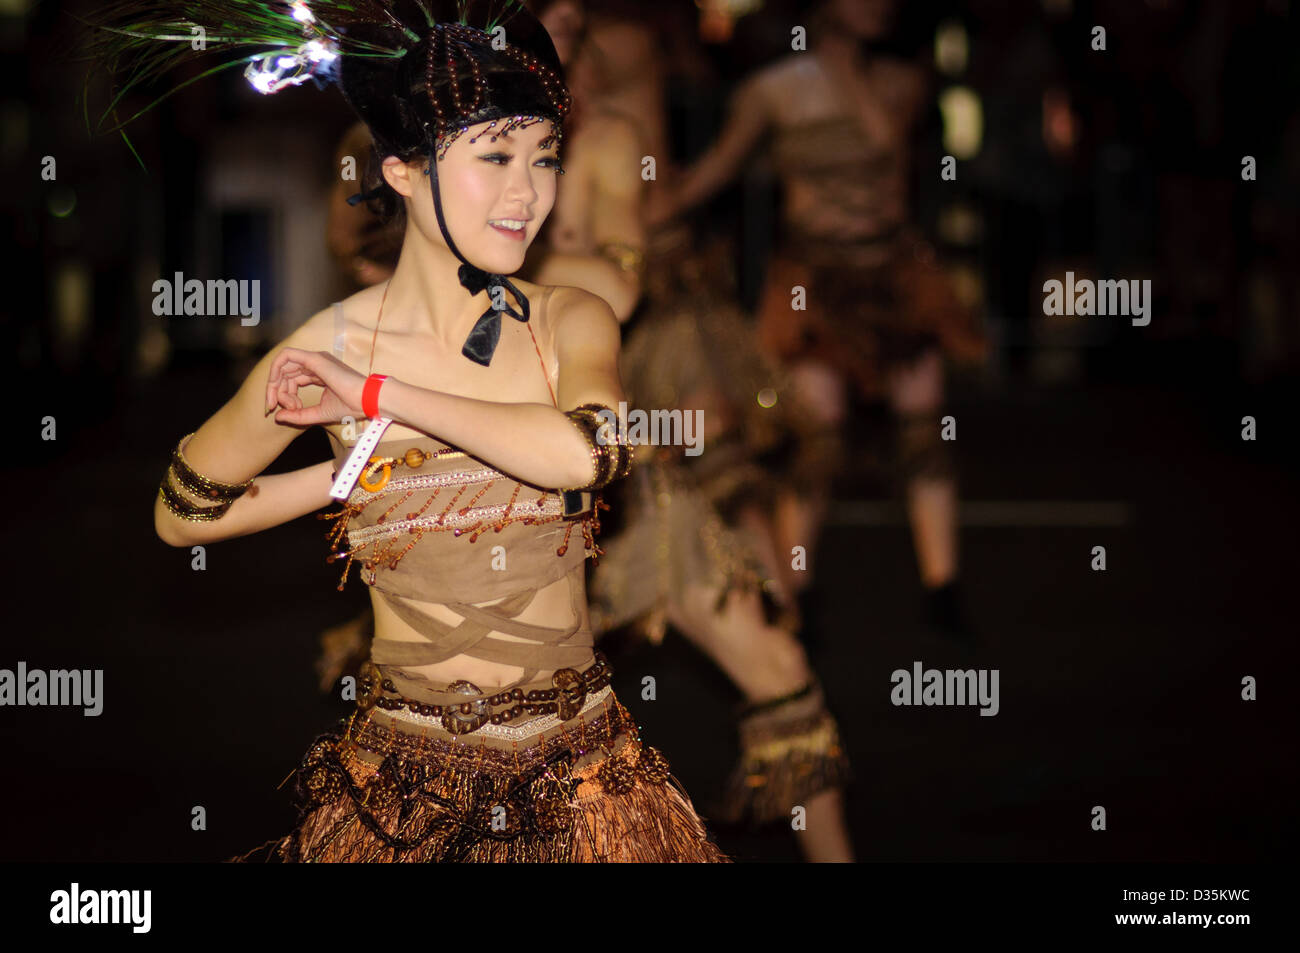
[369,561,591,702]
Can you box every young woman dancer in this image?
[304,0,853,861]
[108,0,727,862]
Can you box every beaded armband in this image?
[561,404,634,493]
[157,432,254,522]
[596,241,646,276]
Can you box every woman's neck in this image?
[382,222,492,351]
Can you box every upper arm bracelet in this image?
[158,432,254,521]
[561,404,634,492]
[596,242,645,277]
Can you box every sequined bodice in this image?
[322,435,594,604]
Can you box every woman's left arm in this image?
[378,287,624,489]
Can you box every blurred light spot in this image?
[53,260,91,363]
[0,101,27,159]
[48,187,76,218]
[937,203,982,246]
[757,387,777,408]
[934,19,968,76]
[948,264,983,311]
[939,86,982,160]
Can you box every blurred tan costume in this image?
[586,227,851,824]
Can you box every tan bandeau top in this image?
[769,114,905,244]
[320,289,602,700]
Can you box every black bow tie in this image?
[457,264,531,366]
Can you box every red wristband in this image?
[362,374,388,419]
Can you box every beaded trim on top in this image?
[319,445,608,591]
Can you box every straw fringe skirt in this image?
[234,690,728,863]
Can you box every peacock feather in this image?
[76,0,530,160]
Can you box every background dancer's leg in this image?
[887,348,972,642]
[666,584,855,862]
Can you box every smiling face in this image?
[386,116,562,276]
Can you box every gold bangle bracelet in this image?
[596,241,645,276]
[574,404,633,478]
[158,479,234,522]
[613,441,634,479]
[170,433,254,502]
[561,412,605,491]
[561,404,633,492]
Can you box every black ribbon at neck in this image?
[426,129,530,367]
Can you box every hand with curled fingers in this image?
[265,347,368,427]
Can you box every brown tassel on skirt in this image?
[718,682,851,825]
[233,692,729,863]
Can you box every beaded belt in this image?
[338,691,641,781]
[372,684,613,743]
[357,650,614,736]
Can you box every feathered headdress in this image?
[82,1,572,366]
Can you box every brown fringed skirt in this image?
[755,227,985,403]
[235,685,729,863]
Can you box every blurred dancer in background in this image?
[650,0,986,640]
[326,122,402,292]
[519,0,646,321]
[552,3,855,861]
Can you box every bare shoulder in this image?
[283,303,334,353]
[287,282,388,354]
[548,285,620,345]
[276,298,348,354]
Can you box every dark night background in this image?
[1,0,1297,863]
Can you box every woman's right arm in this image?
[650,71,771,224]
[156,459,338,547]
[154,309,334,547]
